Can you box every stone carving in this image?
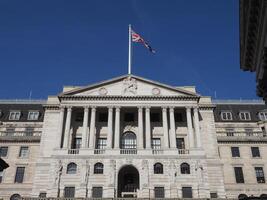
[122,77,137,95]
[152,87,161,95]
[98,87,108,95]
[54,160,63,186]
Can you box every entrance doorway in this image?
[118,165,139,197]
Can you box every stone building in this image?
[0,75,267,199]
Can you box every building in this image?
[0,74,267,200]
[240,0,267,103]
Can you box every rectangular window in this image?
[98,113,108,122]
[19,147,29,158]
[239,111,251,120]
[255,167,265,183]
[152,138,161,149]
[234,167,244,183]
[175,113,183,122]
[92,187,103,198]
[9,111,21,120]
[154,187,165,198]
[251,147,260,157]
[96,138,107,149]
[15,167,25,183]
[150,113,160,122]
[0,170,3,183]
[182,187,192,198]
[231,147,240,157]
[25,127,34,136]
[27,111,39,120]
[210,192,218,198]
[64,187,75,198]
[226,128,234,136]
[39,193,47,198]
[258,112,267,121]
[221,111,232,120]
[0,147,8,157]
[176,138,185,149]
[74,138,82,149]
[124,113,134,122]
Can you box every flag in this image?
[131,30,156,54]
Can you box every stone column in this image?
[138,107,144,149]
[193,107,202,148]
[89,107,96,149]
[114,107,120,149]
[82,106,89,148]
[186,107,194,148]
[107,106,113,149]
[63,107,72,148]
[145,107,151,149]
[162,107,169,148]
[57,106,65,148]
[169,107,177,148]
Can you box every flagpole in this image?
[128,24,132,75]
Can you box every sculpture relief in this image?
[122,77,137,95]
[54,160,63,186]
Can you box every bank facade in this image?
[0,75,267,199]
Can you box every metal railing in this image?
[94,149,106,154]
[22,198,239,200]
[217,131,265,137]
[0,131,42,137]
[120,149,137,154]
[152,149,164,154]
[178,149,189,154]
[68,149,79,154]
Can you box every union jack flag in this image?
[131,30,156,54]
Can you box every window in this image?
[239,111,251,120]
[25,127,34,136]
[238,194,248,200]
[210,192,218,198]
[74,138,82,149]
[96,138,107,149]
[258,112,267,121]
[94,163,103,174]
[182,187,192,198]
[66,163,77,174]
[231,147,240,157]
[92,187,103,198]
[10,194,21,200]
[124,113,134,122]
[255,167,265,183]
[226,128,234,136]
[176,138,185,149]
[27,111,39,120]
[234,167,244,183]
[0,169,3,183]
[154,163,163,174]
[221,111,232,120]
[14,167,25,183]
[39,193,47,198]
[19,147,29,158]
[151,113,160,122]
[152,138,161,150]
[0,147,8,157]
[245,128,253,136]
[181,163,190,174]
[121,132,136,149]
[64,187,75,198]
[251,147,260,157]
[98,113,108,122]
[154,187,165,198]
[9,111,21,120]
[175,113,183,122]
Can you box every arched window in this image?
[66,162,77,174]
[180,163,190,174]
[121,132,136,149]
[154,163,163,174]
[94,163,104,174]
[238,194,247,200]
[260,194,267,198]
[10,194,21,200]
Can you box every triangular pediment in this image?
[59,75,199,97]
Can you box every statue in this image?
[123,77,137,95]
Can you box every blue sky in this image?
[0,0,258,100]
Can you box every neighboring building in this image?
[0,75,267,199]
[240,0,267,103]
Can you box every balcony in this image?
[0,131,41,142]
[217,131,267,142]
[68,149,79,154]
[152,149,164,154]
[120,149,137,154]
[94,149,106,154]
[178,149,189,154]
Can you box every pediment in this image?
[59,75,199,97]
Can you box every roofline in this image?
[212,99,265,105]
[0,99,47,104]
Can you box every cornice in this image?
[43,104,60,110]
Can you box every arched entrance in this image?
[118,165,139,197]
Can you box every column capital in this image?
[115,107,121,112]
[107,106,114,110]
[186,106,192,111]
[145,106,151,112]
[83,106,89,110]
[91,106,97,112]
[59,106,65,111]
[162,107,167,112]
[169,106,175,112]
[138,106,144,110]
[66,106,72,112]
[193,106,199,112]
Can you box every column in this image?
[138,107,144,149]
[145,107,151,149]
[89,107,96,149]
[169,107,177,149]
[193,107,202,148]
[162,107,169,148]
[63,107,72,148]
[107,106,113,149]
[57,106,65,148]
[82,106,89,148]
[114,107,120,149]
[186,107,194,148]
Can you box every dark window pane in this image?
[75,112,83,122]
[210,192,218,198]
[39,193,47,198]
[64,187,75,198]
[255,167,265,183]
[176,138,185,149]
[74,138,82,149]
[151,113,160,122]
[234,167,244,183]
[121,132,136,149]
[154,163,163,174]
[98,113,108,122]
[94,163,104,174]
[251,147,260,157]
[0,147,8,157]
[0,169,3,183]
[182,187,192,198]
[175,113,183,122]
[152,138,161,150]
[124,113,134,122]
[231,147,240,157]
[19,147,29,158]
[181,163,190,174]
[96,138,107,149]
[15,167,25,183]
[67,163,77,174]
[154,187,165,198]
[92,187,103,198]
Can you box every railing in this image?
[94,149,106,154]
[152,149,164,154]
[22,198,239,200]
[68,149,79,154]
[120,149,137,154]
[178,149,189,154]
[217,131,266,137]
[0,131,42,141]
